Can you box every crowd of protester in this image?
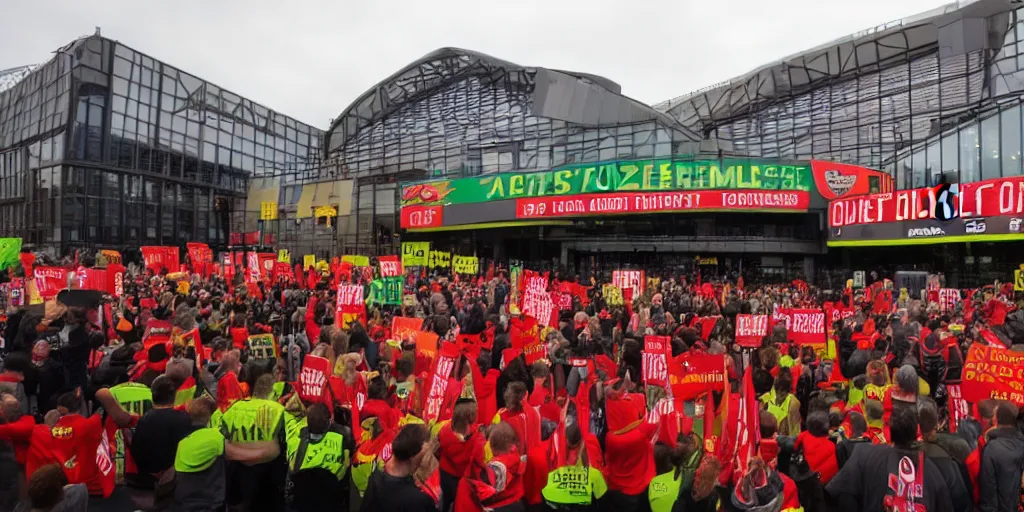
[0,252,1022,512]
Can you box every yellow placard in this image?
[277,249,290,263]
[247,333,278,360]
[602,284,624,306]
[303,255,316,270]
[1016,269,1024,291]
[428,250,451,269]
[695,256,718,265]
[177,281,190,295]
[401,242,429,267]
[452,255,478,275]
[260,201,278,221]
[313,205,337,218]
[342,255,369,267]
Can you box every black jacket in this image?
[922,440,971,512]
[835,437,872,469]
[979,426,1024,512]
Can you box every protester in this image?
[2,248,1024,512]
[979,400,1024,512]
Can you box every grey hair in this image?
[895,364,920,395]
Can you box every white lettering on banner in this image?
[939,288,960,312]
[612,270,644,298]
[247,253,260,282]
[424,373,449,420]
[407,209,437,228]
[772,306,790,329]
[299,366,326,398]
[337,285,363,306]
[721,191,802,207]
[642,336,669,384]
[646,398,674,424]
[632,193,699,211]
[736,315,768,337]
[380,260,401,276]
[790,312,825,334]
[908,226,945,237]
[96,430,113,476]
[113,272,124,297]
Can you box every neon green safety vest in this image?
[175,428,225,473]
[219,398,285,443]
[648,471,682,512]
[541,461,607,506]
[764,392,794,428]
[287,429,349,480]
[270,381,287,402]
[175,385,196,407]
[109,382,153,416]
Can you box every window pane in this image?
[981,114,1000,180]
[1002,106,1022,176]
[960,124,979,183]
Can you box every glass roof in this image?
[0,65,39,95]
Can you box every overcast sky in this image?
[1,0,950,129]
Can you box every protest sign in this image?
[247,334,278,361]
[34,267,66,299]
[452,255,479,275]
[401,242,429,266]
[642,335,670,387]
[602,284,624,306]
[962,344,1024,406]
[378,255,402,277]
[735,314,769,348]
[612,270,644,298]
[788,309,826,345]
[342,255,369,266]
[428,250,450,269]
[335,285,365,328]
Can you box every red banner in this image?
[335,284,365,328]
[735,314,769,348]
[186,242,213,264]
[378,255,403,277]
[297,355,332,405]
[33,267,66,299]
[105,264,124,298]
[773,307,826,345]
[947,383,969,434]
[642,335,670,387]
[962,344,1024,406]
[76,268,108,293]
[140,246,179,272]
[400,205,443,229]
[668,352,727,401]
[509,316,540,351]
[516,190,811,220]
[828,175,1024,227]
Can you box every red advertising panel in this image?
[810,160,893,200]
[400,205,443,229]
[962,344,1024,406]
[828,176,1024,245]
[516,190,809,219]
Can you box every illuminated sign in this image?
[515,190,809,219]
[401,158,813,207]
[828,176,1024,246]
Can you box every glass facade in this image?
[0,35,324,255]
[325,48,700,255]
[662,4,1024,191]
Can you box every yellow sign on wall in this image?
[260,201,278,221]
[303,255,316,270]
[277,250,290,263]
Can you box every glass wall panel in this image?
[981,114,1001,180]
[1002,106,1022,176]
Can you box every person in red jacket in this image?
[228,312,250,350]
[493,382,541,456]
[26,388,132,498]
[438,399,484,512]
[602,379,657,510]
[794,410,839,485]
[454,421,526,512]
[474,352,500,425]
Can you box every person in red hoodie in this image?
[361,376,400,434]
[493,382,541,456]
[474,351,500,426]
[602,378,657,510]
[26,387,132,498]
[438,399,484,512]
[793,410,839,485]
[454,421,526,511]
[229,312,250,350]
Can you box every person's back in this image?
[360,424,435,512]
[826,406,953,512]
[130,376,192,476]
[173,399,227,512]
[218,375,287,512]
[286,403,353,512]
[979,401,1024,512]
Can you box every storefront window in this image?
[1002,105,1022,176]
[960,124,980,183]
[981,114,1000,180]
